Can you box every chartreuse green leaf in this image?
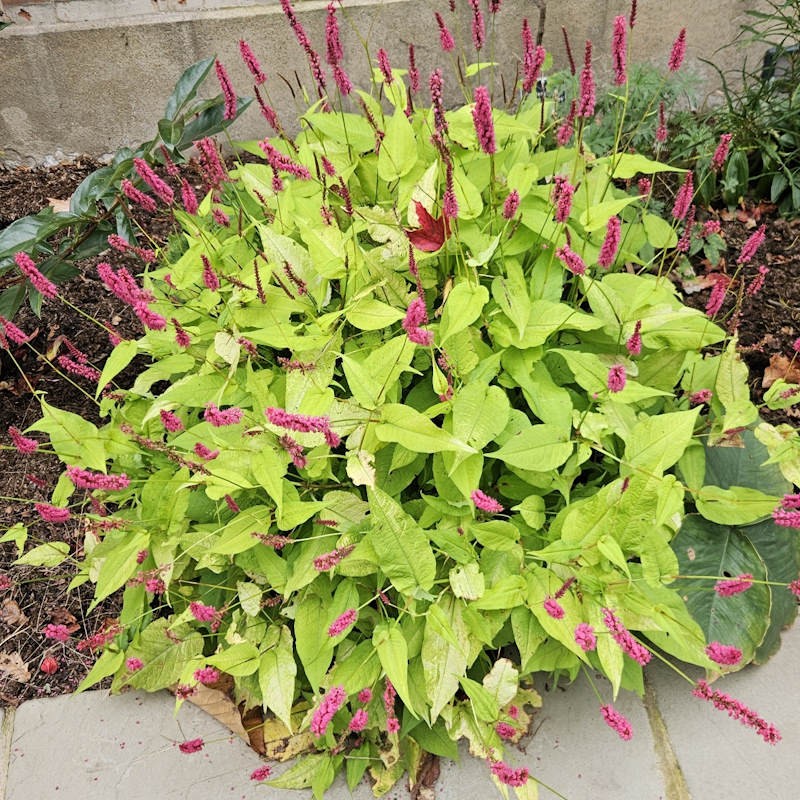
[29,399,107,471]
[696,485,781,525]
[422,595,470,722]
[259,625,296,730]
[376,404,474,454]
[449,562,485,600]
[96,339,138,398]
[715,338,759,433]
[438,282,489,344]
[482,658,519,708]
[126,619,204,691]
[76,649,125,694]
[459,676,499,722]
[409,719,459,760]
[15,541,70,568]
[377,109,417,181]
[492,261,530,338]
[600,152,684,180]
[452,382,509,449]
[373,621,416,716]
[268,753,333,791]
[212,505,272,555]
[622,410,699,476]
[487,424,572,472]
[0,524,27,556]
[208,642,260,676]
[511,607,546,673]
[345,298,405,330]
[237,581,262,616]
[295,592,333,691]
[671,516,769,667]
[91,531,149,609]
[579,195,640,232]
[367,486,436,594]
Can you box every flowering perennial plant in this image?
[3,2,798,797]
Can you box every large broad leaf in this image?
[671,516,769,667]
[367,487,436,594]
[421,595,470,722]
[376,404,474,454]
[29,399,107,470]
[126,619,204,691]
[373,622,416,716]
[487,424,572,472]
[622,409,699,476]
[294,592,333,691]
[452,382,510,450]
[438,282,489,344]
[377,110,417,181]
[704,427,791,494]
[259,626,297,730]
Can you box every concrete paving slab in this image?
[6,690,264,800]
[647,623,800,800]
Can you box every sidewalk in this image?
[1,623,797,800]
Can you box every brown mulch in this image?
[0,158,799,706]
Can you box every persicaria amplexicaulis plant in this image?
[3,1,798,797]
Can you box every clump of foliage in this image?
[690,0,800,213]
[0,57,251,319]
[3,3,799,797]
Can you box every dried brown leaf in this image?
[49,607,79,633]
[0,598,28,627]
[763,354,800,389]
[0,652,30,683]
[47,197,71,214]
[184,684,249,742]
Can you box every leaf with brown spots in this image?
[0,652,30,683]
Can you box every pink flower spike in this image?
[66,467,130,491]
[503,190,520,220]
[239,39,267,84]
[574,623,597,651]
[215,59,238,121]
[194,442,219,460]
[349,708,369,732]
[555,245,586,276]
[788,578,800,598]
[598,215,622,269]
[358,687,373,704]
[310,685,347,737]
[328,608,357,637]
[35,503,71,523]
[189,601,218,623]
[121,179,157,213]
[705,642,742,666]
[126,657,144,671]
[402,297,433,346]
[600,704,633,740]
[495,722,516,740]
[471,489,504,514]
[133,158,174,206]
[386,717,400,733]
[737,224,766,264]
[43,623,71,642]
[407,44,419,94]
[521,19,546,94]
[689,389,713,406]
[435,12,455,52]
[8,426,38,454]
[668,28,687,72]
[578,40,596,117]
[201,255,220,292]
[692,679,781,744]
[13,252,58,300]
[204,403,243,427]
[194,666,221,684]
[490,761,529,787]
[705,274,730,317]
[711,133,733,172]
[472,86,496,155]
[376,48,393,84]
[672,172,694,220]
[773,508,800,528]
[543,597,565,619]
[178,738,204,754]
[468,0,485,50]
[552,176,575,223]
[626,320,642,356]
[715,573,753,596]
[612,15,627,85]
[250,765,272,781]
[602,607,651,665]
[180,180,199,215]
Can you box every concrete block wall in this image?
[0,0,770,165]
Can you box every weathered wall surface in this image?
[0,0,769,165]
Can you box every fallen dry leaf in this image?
[17,8,32,20]
[47,197,71,214]
[185,683,250,743]
[241,706,266,755]
[262,713,315,762]
[0,652,30,683]
[0,598,28,627]
[49,607,80,633]
[763,354,800,389]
